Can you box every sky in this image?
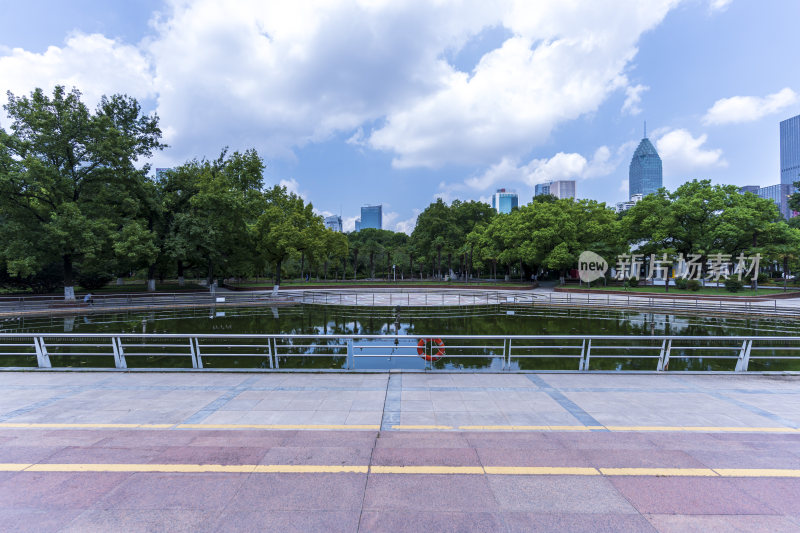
[1,0,798,233]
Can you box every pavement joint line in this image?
[524,374,605,428]
[5,463,800,477]
[176,424,381,430]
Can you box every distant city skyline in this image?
[2,1,798,232]
[628,133,663,200]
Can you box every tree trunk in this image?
[353,252,358,280]
[274,258,282,289]
[147,264,156,292]
[300,252,305,281]
[369,252,375,279]
[63,254,75,301]
[665,264,671,292]
[387,252,391,280]
[447,253,452,279]
[437,248,442,279]
[177,260,185,287]
[324,259,329,280]
[409,254,414,280]
[784,256,789,292]
[206,258,214,286]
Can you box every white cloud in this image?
[0,33,155,108]
[464,145,622,193]
[622,84,648,116]
[342,215,359,233]
[702,88,798,125]
[368,1,681,168]
[394,210,420,235]
[708,0,732,12]
[654,128,726,173]
[2,1,685,170]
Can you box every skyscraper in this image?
[781,114,800,186]
[359,205,382,230]
[324,215,342,232]
[535,180,575,199]
[757,184,793,220]
[491,189,519,214]
[629,125,662,199]
[549,180,575,199]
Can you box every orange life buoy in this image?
[417,338,445,361]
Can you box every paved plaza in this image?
[2,371,800,531]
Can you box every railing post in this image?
[662,339,672,371]
[735,339,752,372]
[578,339,587,371]
[112,337,127,369]
[267,337,274,369]
[34,337,52,368]
[189,338,203,369]
[583,339,592,371]
[505,338,512,370]
[656,339,666,371]
[347,339,354,370]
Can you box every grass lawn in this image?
[560,284,799,297]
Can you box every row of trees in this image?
[3,87,800,299]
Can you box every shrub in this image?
[627,276,639,288]
[76,269,113,291]
[757,273,769,284]
[724,278,743,293]
[674,278,688,290]
[687,279,701,291]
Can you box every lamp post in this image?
[393,264,396,282]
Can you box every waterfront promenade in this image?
[2,371,800,531]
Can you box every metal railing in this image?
[1,333,800,373]
[2,287,800,319]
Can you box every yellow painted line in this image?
[458,425,523,431]
[255,464,368,473]
[715,468,800,478]
[176,424,380,430]
[600,468,718,477]
[686,426,796,433]
[391,425,453,430]
[370,465,484,475]
[25,463,256,473]
[484,466,599,476]
[544,425,594,431]
[0,463,31,471]
[4,463,800,477]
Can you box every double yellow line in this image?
[2,463,800,477]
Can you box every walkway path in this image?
[2,372,800,531]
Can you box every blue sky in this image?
[1,0,798,232]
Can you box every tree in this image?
[172,149,265,286]
[253,184,317,290]
[0,86,164,299]
[623,180,780,288]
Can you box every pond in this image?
[1,304,798,371]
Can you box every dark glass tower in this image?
[629,129,662,199]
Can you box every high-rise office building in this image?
[739,185,760,195]
[758,184,793,220]
[629,127,662,199]
[324,215,343,232]
[781,114,800,186]
[491,189,519,214]
[354,218,361,232]
[550,180,575,199]
[534,180,575,199]
[359,205,382,230]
